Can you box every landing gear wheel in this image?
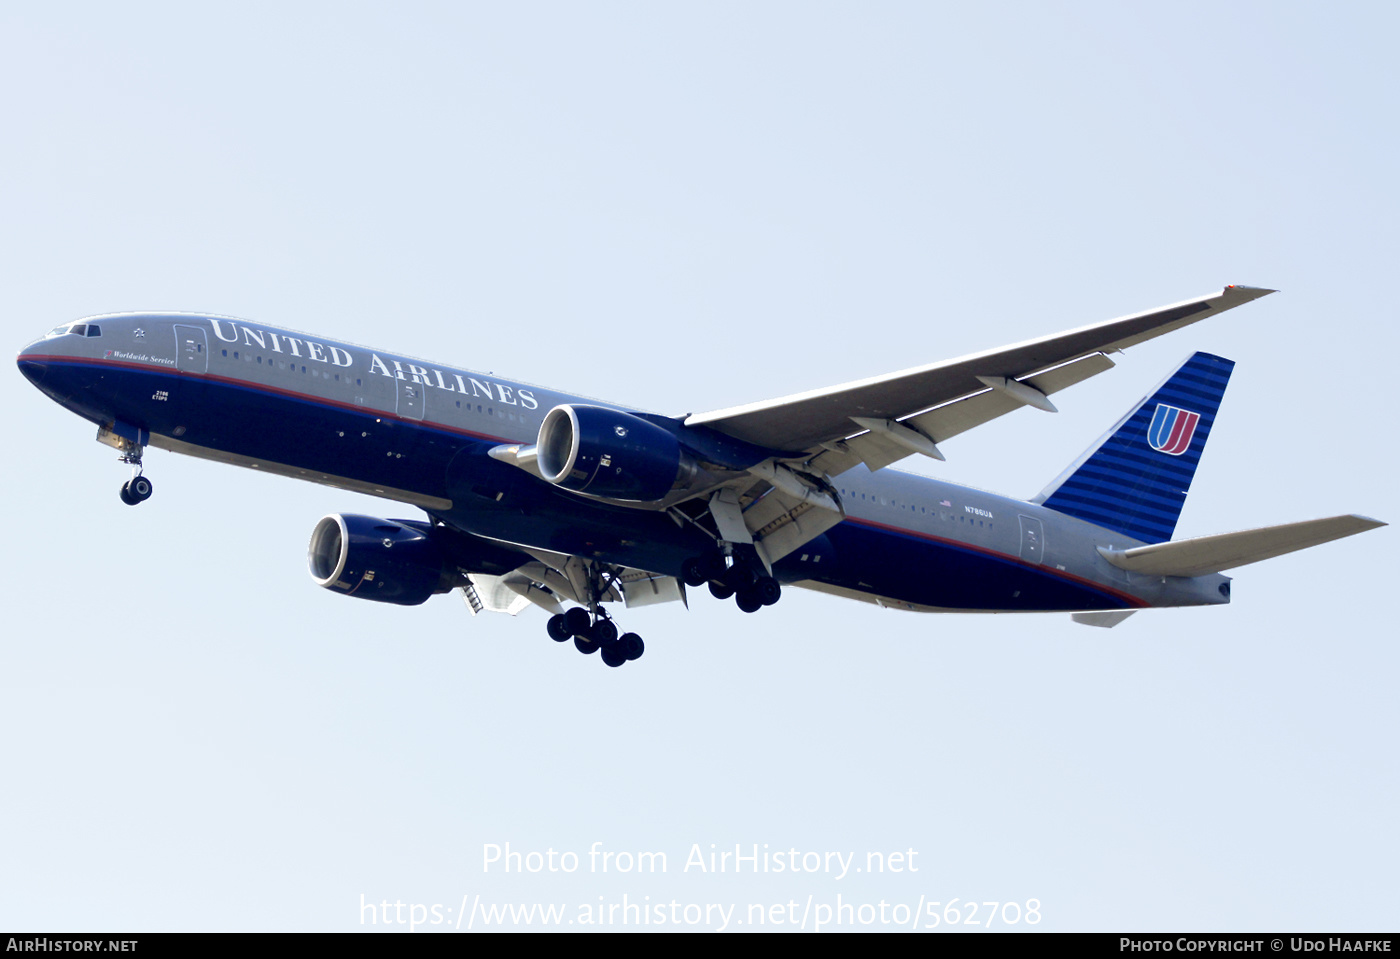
[681,557,707,588]
[755,576,782,606]
[547,614,572,642]
[700,551,726,581]
[708,580,735,601]
[554,560,647,666]
[119,482,137,506]
[128,475,153,502]
[722,563,757,592]
[564,607,591,636]
[735,589,763,613]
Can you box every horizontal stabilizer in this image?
[1096,514,1386,578]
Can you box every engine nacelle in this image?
[308,514,458,606]
[537,404,693,502]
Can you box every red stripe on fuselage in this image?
[36,354,1155,610]
[26,354,519,445]
[846,515,1151,608]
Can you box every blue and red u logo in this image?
[1147,404,1200,456]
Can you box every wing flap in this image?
[806,352,1117,477]
[1097,515,1386,578]
[1072,611,1138,628]
[618,570,688,609]
[908,351,1117,446]
[740,486,846,566]
[466,573,542,616]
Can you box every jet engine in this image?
[536,404,700,502]
[307,514,459,606]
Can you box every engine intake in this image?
[308,514,458,606]
[537,404,693,502]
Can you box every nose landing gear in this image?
[106,432,153,507]
[120,474,154,506]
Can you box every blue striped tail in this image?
[1034,352,1233,543]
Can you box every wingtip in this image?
[1223,284,1278,299]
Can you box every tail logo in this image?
[1147,404,1200,456]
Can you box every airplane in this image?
[15,286,1384,667]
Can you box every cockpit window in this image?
[44,322,102,338]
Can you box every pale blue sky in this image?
[3,1,1395,931]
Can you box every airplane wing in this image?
[685,286,1274,467]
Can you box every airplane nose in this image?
[16,343,47,386]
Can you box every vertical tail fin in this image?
[1033,352,1233,543]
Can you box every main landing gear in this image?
[681,543,782,614]
[543,561,644,668]
[546,608,645,668]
